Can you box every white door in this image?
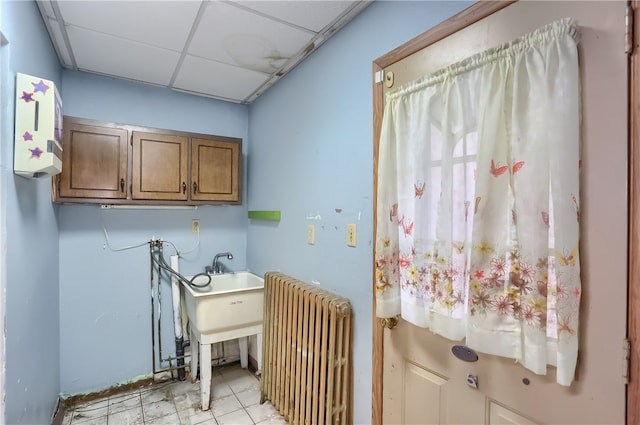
[377,2,628,424]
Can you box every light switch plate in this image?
[347,223,357,247]
[307,224,315,245]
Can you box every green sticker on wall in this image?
[248,210,281,221]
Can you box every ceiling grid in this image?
[36,0,370,104]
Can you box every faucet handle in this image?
[205,265,214,274]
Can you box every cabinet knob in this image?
[193,182,198,193]
[182,182,186,194]
[120,178,124,192]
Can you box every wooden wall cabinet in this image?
[58,120,128,199]
[53,117,242,205]
[132,131,189,201]
[191,138,240,202]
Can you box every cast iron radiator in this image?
[260,272,353,425]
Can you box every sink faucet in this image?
[206,252,233,274]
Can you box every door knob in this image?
[380,316,399,330]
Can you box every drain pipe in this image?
[150,243,157,376]
[170,255,186,381]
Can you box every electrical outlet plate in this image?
[347,223,357,247]
[307,224,315,245]
[192,219,200,233]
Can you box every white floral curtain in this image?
[375,18,581,386]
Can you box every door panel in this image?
[403,362,447,425]
[488,402,538,425]
[380,2,627,424]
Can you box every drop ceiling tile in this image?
[57,0,201,52]
[188,1,313,74]
[173,55,270,103]
[67,26,180,86]
[237,1,356,33]
[38,0,369,102]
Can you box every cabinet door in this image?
[132,131,188,200]
[191,137,241,203]
[59,120,128,199]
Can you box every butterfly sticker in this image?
[536,280,548,297]
[376,277,391,294]
[490,159,525,177]
[399,216,414,237]
[509,250,520,262]
[541,211,550,228]
[509,271,526,289]
[414,182,426,199]
[556,245,579,267]
[490,160,509,177]
[474,241,494,255]
[557,315,576,336]
[512,161,525,174]
[389,203,398,222]
[571,194,580,223]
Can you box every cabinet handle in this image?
[193,182,198,193]
[182,182,186,194]
[120,178,124,192]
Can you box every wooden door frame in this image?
[627,1,639,424]
[371,1,638,423]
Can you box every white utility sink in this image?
[182,271,264,411]
[183,271,264,335]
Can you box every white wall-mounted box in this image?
[14,72,63,178]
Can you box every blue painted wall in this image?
[1,1,62,423]
[1,0,474,422]
[58,73,249,394]
[246,1,471,423]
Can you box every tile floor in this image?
[62,363,287,425]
